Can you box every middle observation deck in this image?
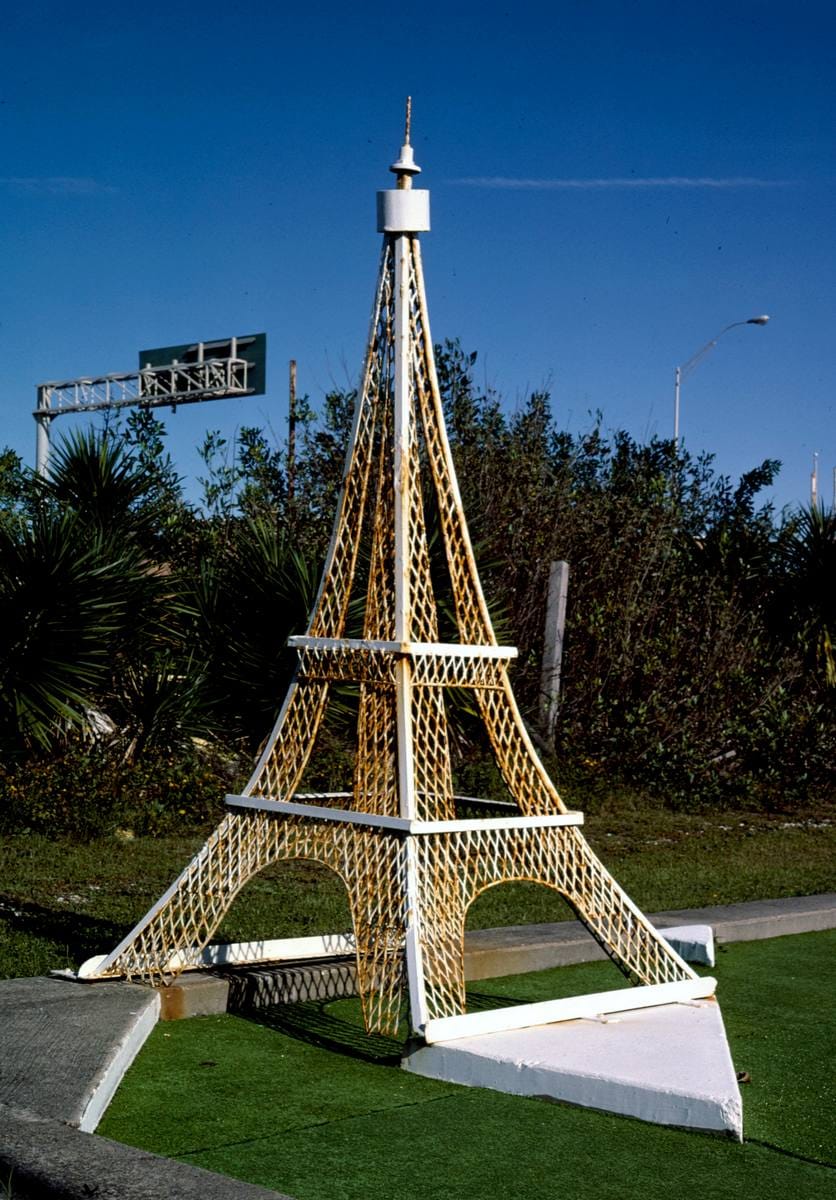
[289,635,517,689]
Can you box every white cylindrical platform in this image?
[377,189,431,233]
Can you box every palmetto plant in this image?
[107,654,215,763]
[778,504,836,687]
[0,510,133,755]
[33,427,161,537]
[194,516,321,747]
[0,430,201,760]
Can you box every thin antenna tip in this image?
[389,97,421,179]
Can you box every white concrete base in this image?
[660,924,715,967]
[405,998,742,1140]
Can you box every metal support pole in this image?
[35,387,52,477]
[385,101,431,1034]
[540,560,570,746]
[673,316,769,448]
[811,452,819,509]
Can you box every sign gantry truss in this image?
[33,333,266,477]
[81,120,715,1040]
[35,357,255,419]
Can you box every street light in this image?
[673,315,770,448]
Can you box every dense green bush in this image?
[0,742,243,838]
[429,341,834,805]
[0,346,833,819]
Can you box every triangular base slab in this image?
[404,998,742,1139]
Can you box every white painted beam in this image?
[288,635,517,659]
[225,794,583,834]
[79,932,358,980]
[422,977,717,1043]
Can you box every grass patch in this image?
[1,799,834,979]
[99,932,836,1199]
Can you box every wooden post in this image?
[288,360,297,507]
[540,560,569,746]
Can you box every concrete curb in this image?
[0,978,159,1129]
[651,892,836,943]
[0,979,290,1199]
[79,986,160,1133]
[463,892,836,980]
[0,1102,291,1200]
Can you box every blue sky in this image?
[2,0,834,512]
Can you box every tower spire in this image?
[389,95,421,189]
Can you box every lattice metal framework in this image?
[35,357,255,419]
[83,115,706,1040]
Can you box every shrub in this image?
[0,741,245,839]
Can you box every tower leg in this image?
[413,823,695,1025]
[84,809,411,1036]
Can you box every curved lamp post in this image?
[674,315,770,448]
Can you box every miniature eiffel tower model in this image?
[82,105,716,1041]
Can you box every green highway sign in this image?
[138,333,266,396]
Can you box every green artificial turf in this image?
[99,931,836,1200]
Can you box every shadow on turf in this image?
[0,893,131,960]
[235,999,406,1065]
[230,988,525,1067]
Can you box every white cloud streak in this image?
[450,175,793,190]
[1,176,118,196]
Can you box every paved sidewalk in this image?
[0,977,158,1131]
[1,893,833,1198]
